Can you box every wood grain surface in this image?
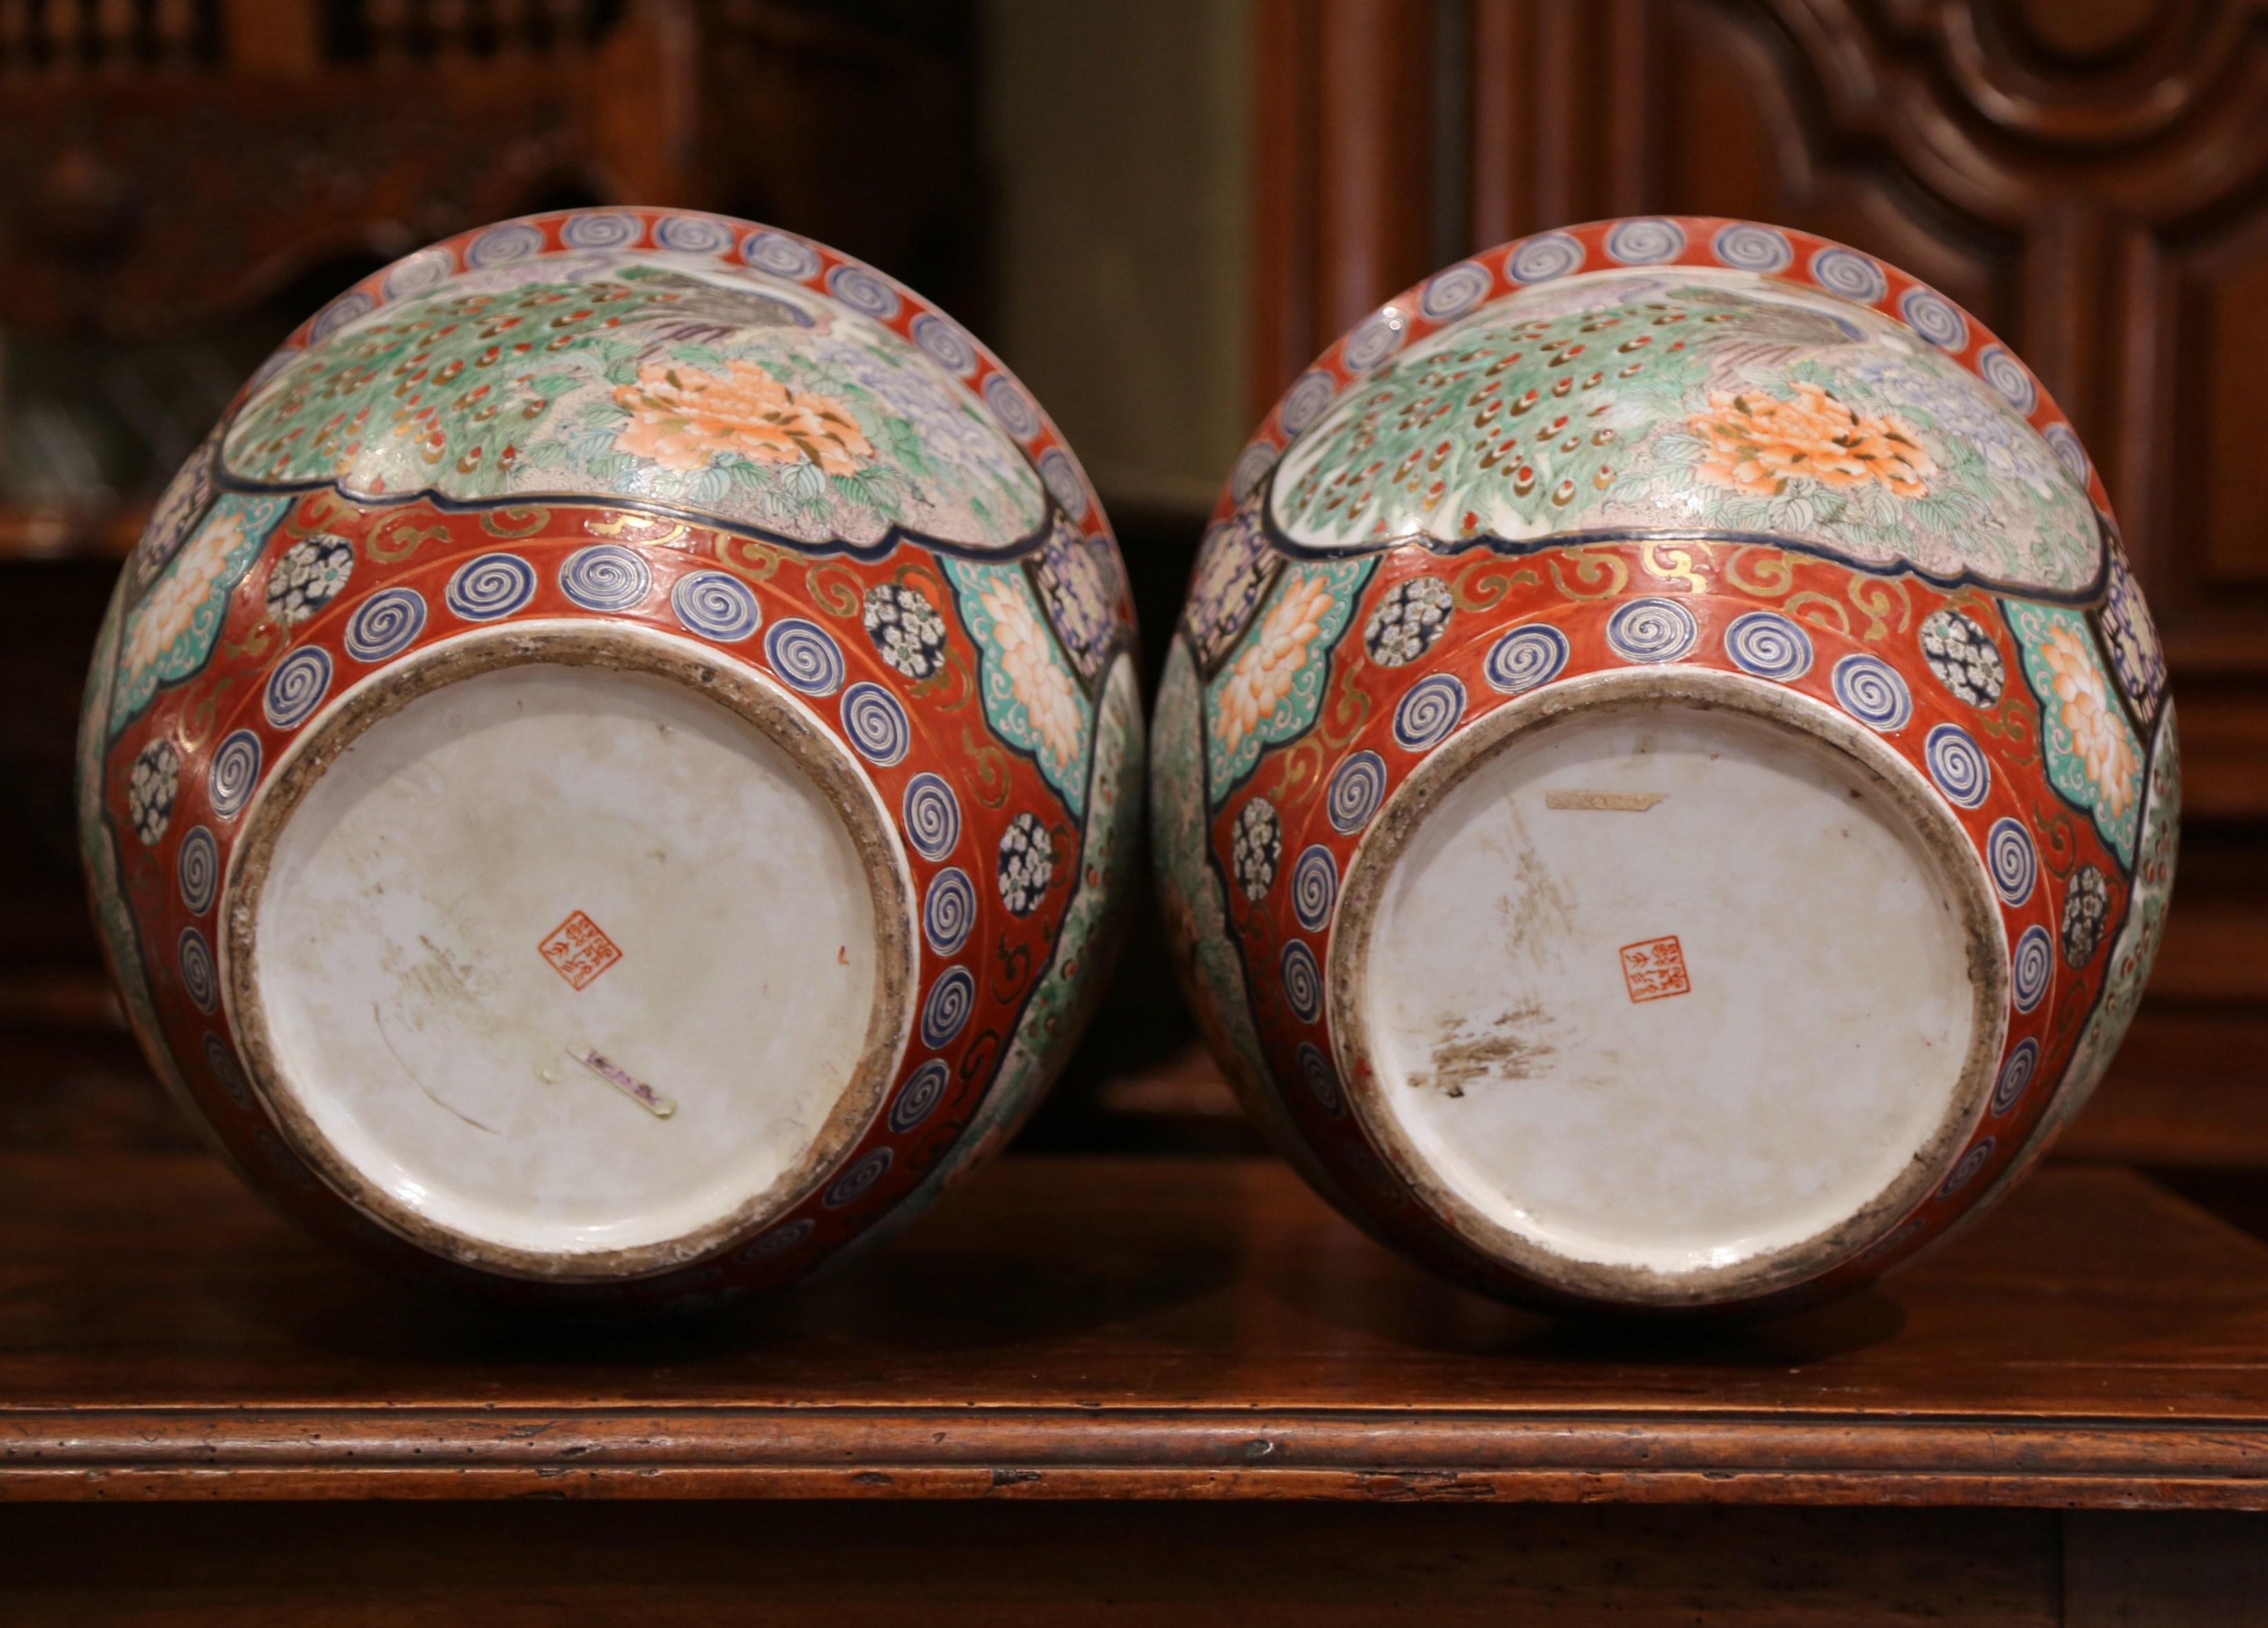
[0,1502,2076,1627]
[3,1149,2267,1508]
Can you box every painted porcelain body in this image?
[79,209,1142,1301]
[1155,217,2175,1313]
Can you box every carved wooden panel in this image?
[1254,0,2268,818]
[0,0,987,1034]
[0,0,983,558]
[0,0,982,339]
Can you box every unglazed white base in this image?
[1334,668,2005,1305]
[225,624,914,1279]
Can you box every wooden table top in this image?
[3,1148,2267,1508]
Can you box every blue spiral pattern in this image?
[2043,423,2088,486]
[1898,286,1969,351]
[739,1218,814,1261]
[1830,654,1911,732]
[309,291,373,341]
[1509,231,1584,284]
[382,248,453,299]
[912,312,979,376]
[445,552,536,621]
[1298,1042,1344,1116]
[1710,223,1793,273]
[561,210,641,249]
[1986,818,2037,907]
[1280,369,1336,434]
[890,1059,952,1133]
[1808,246,1887,304]
[901,773,961,861]
[1723,610,1813,681]
[983,374,1041,439]
[923,867,976,958]
[824,1147,893,1209]
[1484,623,1569,693]
[202,1031,252,1109]
[343,586,426,663]
[466,223,542,266]
[2011,925,2052,1012]
[1291,844,1338,933]
[1992,1037,2039,1116]
[1419,260,1492,321]
[247,348,294,391]
[1281,939,1323,1025]
[742,229,820,278]
[826,264,900,319]
[764,618,845,695]
[1327,750,1388,834]
[1978,346,2037,413]
[263,647,332,730]
[1040,448,1088,518]
[920,966,975,1048]
[178,927,217,1013]
[841,681,910,766]
[1231,441,1278,500]
[1605,596,1699,663]
[654,214,734,255]
[668,570,761,642]
[1937,1139,1994,1200]
[1343,310,1406,371]
[557,544,652,612]
[1392,674,1466,752]
[208,730,262,820]
[177,826,218,915]
[1925,723,1991,808]
[1605,217,1685,265]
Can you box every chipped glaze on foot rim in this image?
[1327,668,2007,1307]
[223,623,916,1281]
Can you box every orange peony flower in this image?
[977,578,1084,770]
[1689,380,1935,500]
[2038,619,2137,821]
[1216,574,1338,756]
[612,359,874,475]
[123,510,248,677]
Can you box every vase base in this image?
[221,623,914,1282]
[1330,667,2007,1307]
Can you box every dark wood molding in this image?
[11,1403,2268,1506]
[6,1150,2268,1510]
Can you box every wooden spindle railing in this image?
[0,0,224,71]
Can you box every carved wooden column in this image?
[1251,0,1439,420]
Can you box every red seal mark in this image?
[1619,936,1690,1003]
[540,911,622,990]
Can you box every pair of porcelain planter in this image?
[80,209,2175,1314]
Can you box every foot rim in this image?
[1325,663,2009,1309]
[219,620,917,1283]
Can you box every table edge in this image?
[5,1405,2265,1508]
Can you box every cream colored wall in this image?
[983,0,1251,513]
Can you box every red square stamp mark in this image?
[1619,935,1690,1003]
[540,911,622,991]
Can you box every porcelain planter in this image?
[1155,217,2176,1313]
[79,209,1141,1302]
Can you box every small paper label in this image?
[1546,790,1667,812]
[569,1046,677,1119]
